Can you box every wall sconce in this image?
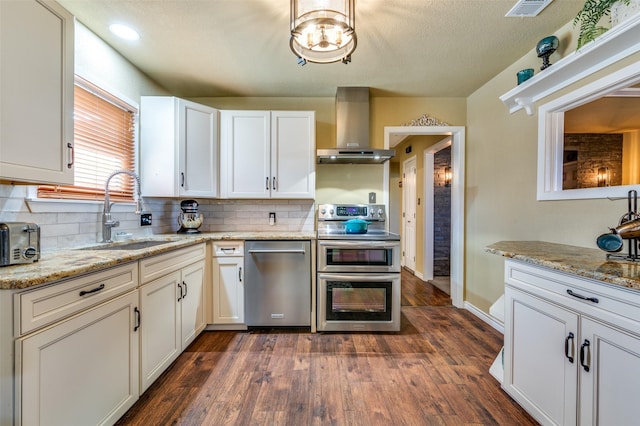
[597,167,609,187]
[444,166,452,187]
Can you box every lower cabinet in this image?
[7,244,208,425]
[578,317,640,425]
[503,260,640,426]
[139,270,181,392]
[211,241,245,326]
[16,290,140,426]
[505,286,578,425]
[139,245,206,392]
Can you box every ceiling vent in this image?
[505,0,554,17]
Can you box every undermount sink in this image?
[78,240,175,251]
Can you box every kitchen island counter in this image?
[1,232,315,290]
[486,240,640,291]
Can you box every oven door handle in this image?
[248,249,307,254]
[317,240,399,249]
[318,272,401,281]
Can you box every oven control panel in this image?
[318,204,386,222]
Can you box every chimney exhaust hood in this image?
[317,87,395,164]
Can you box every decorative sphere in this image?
[536,35,559,58]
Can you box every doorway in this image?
[424,138,452,294]
[383,126,465,308]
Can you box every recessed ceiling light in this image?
[109,23,139,41]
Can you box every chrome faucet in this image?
[102,170,143,243]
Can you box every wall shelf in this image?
[500,16,640,115]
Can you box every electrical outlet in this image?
[141,213,152,226]
[269,212,276,226]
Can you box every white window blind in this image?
[38,77,137,202]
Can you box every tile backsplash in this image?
[0,183,315,251]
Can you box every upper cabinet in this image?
[0,0,74,184]
[220,110,315,199]
[140,97,219,198]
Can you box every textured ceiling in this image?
[57,0,585,98]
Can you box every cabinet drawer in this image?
[140,243,206,284]
[505,260,640,330]
[15,262,138,336]
[212,241,244,257]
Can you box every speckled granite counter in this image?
[486,241,640,291]
[0,232,315,290]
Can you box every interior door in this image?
[402,156,417,271]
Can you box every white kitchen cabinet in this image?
[219,110,315,199]
[0,0,74,184]
[505,286,578,426]
[503,260,640,426]
[139,270,180,392]
[180,260,206,348]
[16,290,140,426]
[211,241,245,326]
[140,96,219,198]
[139,244,206,391]
[578,317,640,425]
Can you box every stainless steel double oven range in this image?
[317,204,401,332]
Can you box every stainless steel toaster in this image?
[0,222,41,266]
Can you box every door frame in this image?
[383,126,465,308]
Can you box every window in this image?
[38,77,137,202]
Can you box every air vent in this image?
[505,0,554,17]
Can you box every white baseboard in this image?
[464,301,504,334]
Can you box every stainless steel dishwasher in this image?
[244,240,311,327]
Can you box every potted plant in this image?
[574,0,631,49]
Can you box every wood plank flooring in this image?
[116,269,536,425]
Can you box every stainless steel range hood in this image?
[317,87,395,164]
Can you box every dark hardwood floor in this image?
[116,269,537,425]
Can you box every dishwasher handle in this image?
[248,249,306,254]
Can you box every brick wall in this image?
[433,147,451,276]
[563,134,623,189]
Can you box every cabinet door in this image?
[0,0,74,184]
[16,291,139,426]
[579,317,640,426]
[504,287,578,426]
[271,111,315,199]
[220,110,271,198]
[212,256,244,324]
[180,260,206,349]
[139,271,181,392]
[179,99,219,197]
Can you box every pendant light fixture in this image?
[290,0,357,65]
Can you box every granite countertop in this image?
[486,241,640,291]
[0,231,315,290]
